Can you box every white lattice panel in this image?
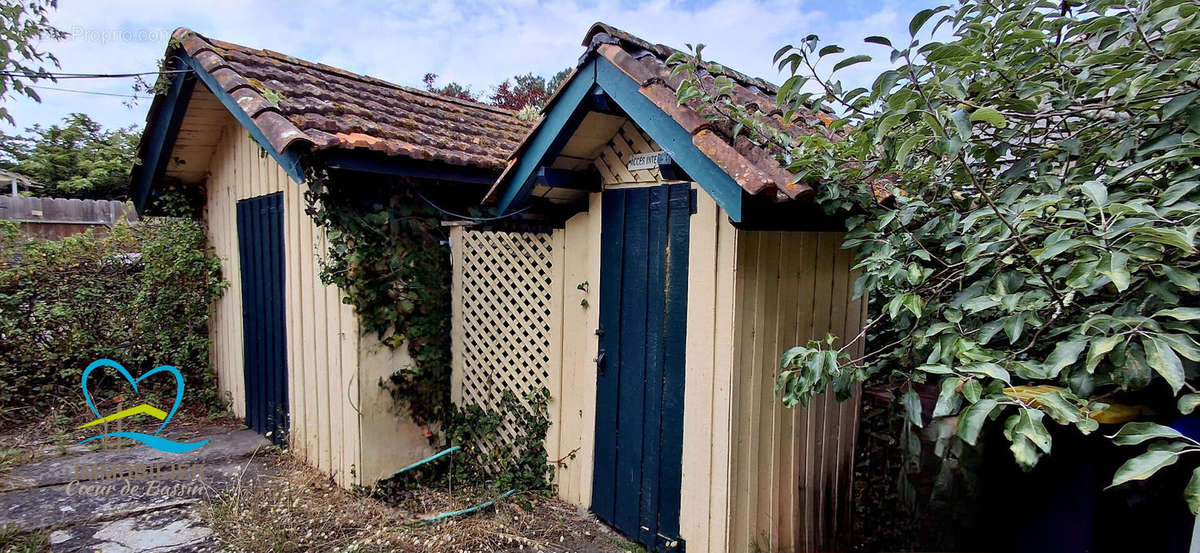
[455,229,561,454]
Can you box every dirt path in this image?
[0,424,637,553]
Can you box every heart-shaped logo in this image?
[76,358,208,453]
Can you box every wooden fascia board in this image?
[179,52,306,184]
[492,56,745,222]
[494,59,600,215]
[131,70,194,214]
[592,57,743,222]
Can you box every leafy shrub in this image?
[0,218,227,423]
[676,0,1200,510]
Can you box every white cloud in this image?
[5,0,940,133]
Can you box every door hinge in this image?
[689,188,698,215]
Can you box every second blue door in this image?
[592,183,690,552]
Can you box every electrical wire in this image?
[0,69,192,79]
[28,85,148,99]
[414,189,533,222]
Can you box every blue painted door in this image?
[593,183,690,552]
[236,192,288,444]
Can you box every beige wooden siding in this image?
[680,188,739,553]
[206,118,411,488]
[727,231,866,553]
[553,192,603,505]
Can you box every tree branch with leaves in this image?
[678,0,1200,512]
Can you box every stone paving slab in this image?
[0,456,273,531]
[49,503,219,553]
[1,429,269,491]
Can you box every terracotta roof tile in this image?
[171,27,532,171]
[582,22,827,201]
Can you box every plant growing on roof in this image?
[675,0,1200,510]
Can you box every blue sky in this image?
[7,0,944,134]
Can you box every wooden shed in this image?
[131,28,530,488]
[451,24,866,553]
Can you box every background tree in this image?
[0,113,140,200]
[422,72,478,102]
[487,68,573,111]
[423,68,573,112]
[0,0,65,124]
[675,0,1200,511]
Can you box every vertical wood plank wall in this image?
[552,192,603,505]
[680,189,739,553]
[727,231,866,553]
[205,119,364,487]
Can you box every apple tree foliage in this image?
[675,0,1200,511]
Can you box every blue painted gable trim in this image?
[492,56,743,221]
[593,58,742,222]
[494,59,600,215]
[131,70,193,213]
[133,52,306,214]
[180,54,306,184]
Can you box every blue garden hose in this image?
[389,445,461,478]
[420,489,517,524]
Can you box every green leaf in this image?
[951,109,971,141]
[1081,180,1108,207]
[1179,394,1200,415]
[1109,450,1179,488]
[1128,227,1197,254]
[1163,91,1200,119]
[1036,391,1082,424]
[969,107,1007,128]
[918,363,953,374]
[818,45,845,57]
[1086,335,1123,373]
[963,362,1011,383]
[902,389,924,428]
[933,377,963,418]
[864,35,892,47]
[1013,409,1052,454]
[958,398,998,446]
[909,7,944,36]
[1108,422,1186,445]
[1163,266,1200,291]
[832,55,872,73]
[1044,340,1087,377]
[963,379,983,403]
[1186,467,1200,515]
[1154,307,1200,321]
[896,134,923,164]
[1144,337,1186,394]
[1099,252,1130,291]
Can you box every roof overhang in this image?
[130,50,306,215]
[487,56,747,222]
